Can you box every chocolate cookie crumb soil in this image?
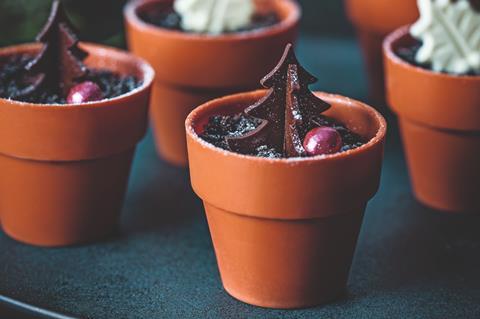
[0,55,141,104]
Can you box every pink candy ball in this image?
[67,81,103,104]
[303,126,343,156]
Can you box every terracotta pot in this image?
[124,0,300,166]
[384,27,480,213]
[0,43,154,247]
[345,0,418,105]
[186,90,386,308]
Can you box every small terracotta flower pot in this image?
[186,90,386,308]
[384,27,480,213]
[345,0,418,104]
[0,43,154,247]
[124,0,300,166]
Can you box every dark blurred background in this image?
[0,0,354,47]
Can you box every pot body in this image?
[398,120,480,213]
[0,43,154,246]
[384,27,480,213]
[0,150,134,246]
[186,91,386,308]
[204,203,365,308]
[345,0,418,105]
[125,0,300,166]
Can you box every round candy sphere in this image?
[303,127,343,156]
[67,81,103,104]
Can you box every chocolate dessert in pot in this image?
[200,44,366,158]
[0,0,141,104]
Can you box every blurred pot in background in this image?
[384,27,480,214]
[124,0,300,166]
[345,0,418,106]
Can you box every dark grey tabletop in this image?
[1,36,479,319]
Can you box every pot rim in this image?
[345,0,419,35]
[383,26,480,82]
[186,90,387,165]
[0,42,155,108]
[124,0,301,42]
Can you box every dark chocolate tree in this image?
[227,44,331,157]
[20,0,89,97]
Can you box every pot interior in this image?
[82,44,151,81]
[191,91,383,146]
[387,31,418,61]
[0,43,151,82]
[134,0,295,28]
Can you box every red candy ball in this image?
[303,127,343,156]
[67,81,103,104]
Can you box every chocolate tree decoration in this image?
[20,0,89,97]
[227,44,331,157]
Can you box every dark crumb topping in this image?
[138,5,280,34]
[200,113,366,158]
[0,55,142,104]
[199,113,274,154]
[396,40,480,76]
[310,115,367,153]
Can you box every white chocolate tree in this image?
[174,0,254,34]
[411,0,480,74]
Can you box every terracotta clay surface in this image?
[186,90,386,308]
[384,27,480,213]
[0,43,154,247]
[204,203,365,309]
[124,0,300,166]
[345,0,418,104]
